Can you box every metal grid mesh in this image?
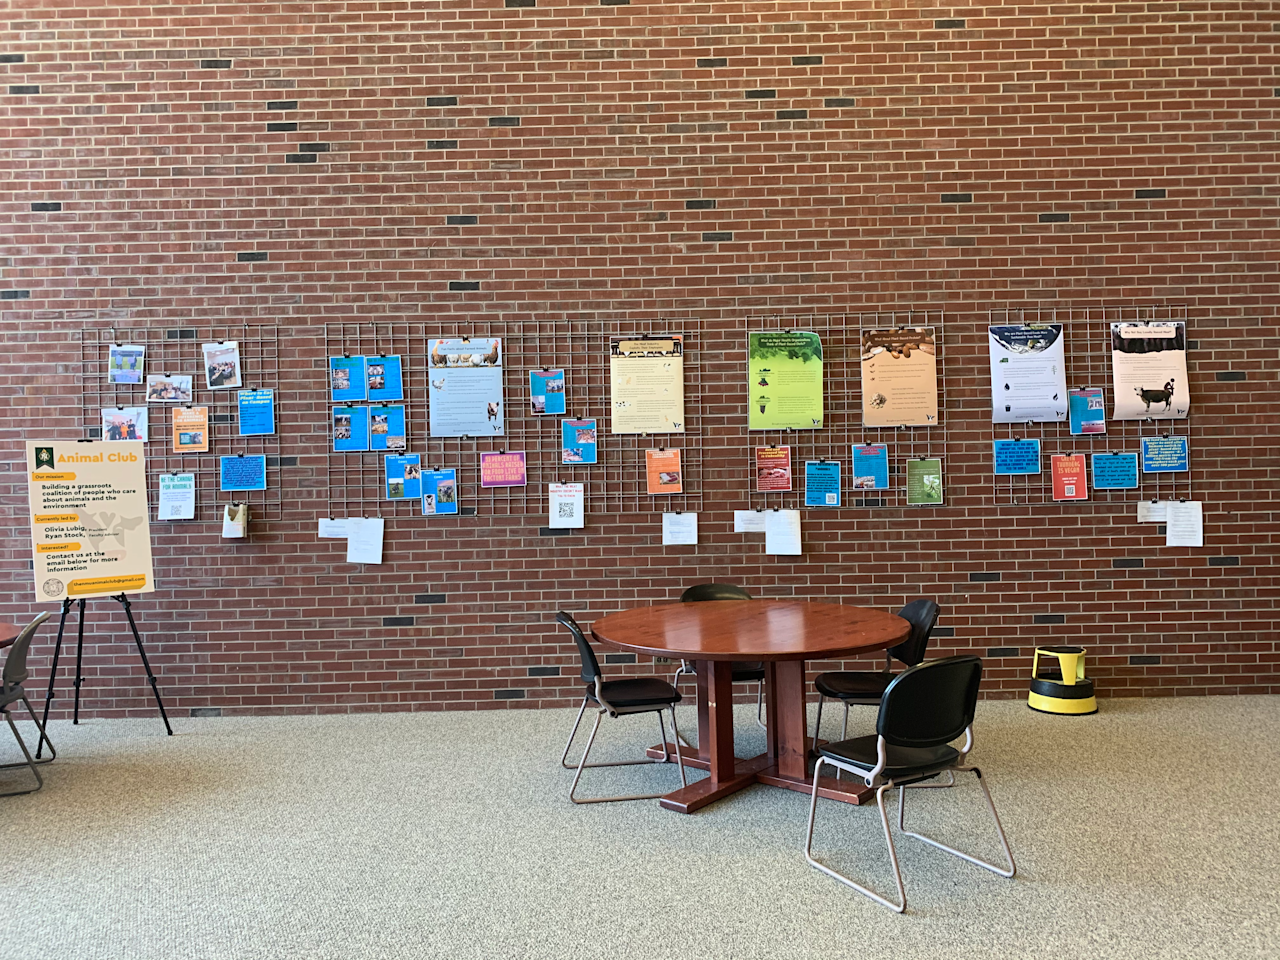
[743,310,949,511]
[323,318,704,519]
[988,303,1192,507]
[80,325,282,521]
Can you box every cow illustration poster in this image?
[1110,322,1190,420]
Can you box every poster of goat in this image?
[1110,322,1190,420]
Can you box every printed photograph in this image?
[203,341,243,390]
[333,413,352,440]
[146,374,193,403]
[102,407,148,442]
[107,344,146,385]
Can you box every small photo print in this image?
[202,341,243,390]
[102,406,149,442]
[107,344,146,384]
[146,374,193,403]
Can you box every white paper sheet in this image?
[548,483,585,529]
[317,518,350,538]
[1165,501,1203,547]
[662,512,698,545]
[157,473,196,520]
[345,517,385,564]
[221,503,248,539]
[1136,500,1169,523]
[734,510,767,533]
[764,509,802,555]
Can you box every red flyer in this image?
[1051,454,1088,501]
[755,445,792,492]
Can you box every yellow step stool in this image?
[1028,645,1097,716]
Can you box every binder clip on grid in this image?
[222,502,250,539]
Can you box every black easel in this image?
[36,593,173,756]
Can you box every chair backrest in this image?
[555,611,602,685]
[3,612,52,691]
[680,583,753,602]
[887,598,940,667]
[877,655,982,749]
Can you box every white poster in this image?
[26,441,155,600]
[428,338,504,437]
[157,473,196,520]
[764,509,802,556]
[548,483,585,529]
[988,324,1068,422]
[609,336,685,435]
[661,512,698,545]
[1110,322,1190,420]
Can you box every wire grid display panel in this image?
[742,310,948,511]
[988,304,1192,507]
[81,324,282,521]
[323,319,702,518]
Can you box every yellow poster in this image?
[860,328,939,428]
[26,441,155,601]
[609,336,685,435]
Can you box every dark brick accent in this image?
[414,594,448,604]
[165,328,197,339]
[0,54,26,63]
[539,527,579,536]
[448,280,480,290]
[209,414,232,424]
[266,100,298,110]
[1208,556,1240,566]
[427,96,458,106]
[87,427,102,438]
[382,616,415,627]
[1135,188,1166,199]
[266,122,298,132]
[0,290,31,299]
[31,202,62,211]
[601,0,630,5]
[265,456,298,467]
[1033,614,1066,624]
[1129,655,1161,665]
[604,653,636,664]
[200,59,233,68]
[190,707,223,717]
[447,215,478,225]
[942,193,973,203]
[236,251,268,262]
[702,231,733,241]
[285,153,317,163]
[697,58,728,68]
[824,97,857,107]
[746,89,776,99]
[427,139,458,149]
[685,199,716,209]
[489,116,521,126]
[935,19,967,28]
[776,109,807,119]
[852,498,885,507]
[494,688,526,699]
[986,647,1020,658]
[931,626,956,638]
[1215,371,1246,381]
[792,55,822,65]
[299,142,331,152]
[1039,213,1071,223]
[505,0,535,7]
[8,85,39,94]
[969,572,1000,582]
[527,666,561,676]
[1112,558,1144,568]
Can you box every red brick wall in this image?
[2,2,1277,718]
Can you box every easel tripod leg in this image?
[36,598,72,759]
[116,594,173,736]
[73,598,86,725]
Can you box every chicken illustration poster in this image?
[1110,322,1190,421]
[428,338,504,437]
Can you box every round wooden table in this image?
[590,600,909,813]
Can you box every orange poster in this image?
[645,448,683,495]
[172,406,210,453]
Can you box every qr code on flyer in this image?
[558,502,575,518]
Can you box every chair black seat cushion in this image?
[818,734,959,778]
[684,661,765,682]
[588,677,682,708]
[814,671,894,701]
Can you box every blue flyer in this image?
[1141,436,1189,473]
[422,468,459,515]
[329,356,366,402]
[851,444,889,490]
[992,439,1041,475]
[1092,452,1139,489]
[385,454,422,500]
[237,388,275,436]
[804,460,841,507]
[530,369,566,415]
[366,355,404,403]
[561,418,598,464]
[369,405,407,451]
[333,406,370,452]
[1068,387,1106,436]
[219,454,267,491]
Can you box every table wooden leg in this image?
[702,660,735,782]
[764,662,780,762]
[771,659,809,780]
[696,663,711,762]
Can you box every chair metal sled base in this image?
[560,697,689,804]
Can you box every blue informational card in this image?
[330,356,366,402]
[333,406,370,452]
[1141,436,1189,473]
[561,418,598,464]
[805,461,841,507]
[237,388,276,436]
[385,454,422,500]
[1068,387,1106,435]
[530,369,567,415]
[992,439,1042,475]
[366,355,404,403]
[219,454,267,491]
[369,405,407,451]
[1092,452,1139,489]
[422,468,459,515]
[851,444,889,490]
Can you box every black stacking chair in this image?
[1,613,55,796]
[811,599,940,744]
[804,656,1016,913]
[556,612,688,804]
[674,583,767,730]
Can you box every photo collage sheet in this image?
[104,340,276,522]
[987,319,1198,546]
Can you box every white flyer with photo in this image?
[988,324,1068,422]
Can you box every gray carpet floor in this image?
[1,696,1276,960]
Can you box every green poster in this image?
[748,331,824,430]
[906,458,944,505]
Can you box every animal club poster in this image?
[428,338,504,437]
[860,328,939,428]
[609,336,685,435]
[25,440,156,601]
[747,331,824,430]
[987,324,1068,423]
[1110,322,1190,420]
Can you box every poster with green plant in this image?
[906,458,944,505]
[748,331,824,430]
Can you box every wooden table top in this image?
[590,600,909,662]
[0,621,21,648]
